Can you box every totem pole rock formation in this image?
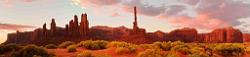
[132,6,146,35]
[65,24,69,36]
[42,23,47,38]
[74,15,80,36]
[80,13,89,36]
[50,18,56,36]
[69,20,74,36]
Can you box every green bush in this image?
[77,50,94,57]
[213,43,244,57]
[11,45,51,57]
[45,44,57,49]
[67,45,77,52]
[59,41,75,48]
[137,49,164,57]
[79,40,108,50]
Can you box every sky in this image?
[0,0,250,43]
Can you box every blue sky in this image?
[0,0,250,43]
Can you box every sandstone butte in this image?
[3,7,249,45]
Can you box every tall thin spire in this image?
[133,6,139,33]
[134,6,137,24]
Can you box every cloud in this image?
[1,0,36,7]
[0,23,35,31]
[168,13,230,29]
[72,0,250,31]
[195,0,250,26]
[23,0,35,3]
[236,18,250,33]
[111,12,120,17]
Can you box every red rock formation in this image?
[225,27,243,42]
[80,13,89,36]
[42,23,47,38]
[168,28,198,42]
[204,27,243,43]
[69,20,74,36]
[133,6,139,33]
[243,34,250,42]
[132,6,146,35]
[50,18,56,36]
[73,15,80,36]
[205,29,227,43]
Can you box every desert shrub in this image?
[139,44,158,49]
[0,45,6,54]
[115,47,131,54]
[137,49,164,57]
[166,52,180,57]
[188,53,209,57]
[0,43,22,54]
[79,40,108,50]
[213,43,244,57]
[153,41,172,51]
[67,45,77,52]
[32,55,42,57]
[11,45,51,57]
[246,46,250,54]
[59,41,75,48]
[170,41,185,47]
[189,47,205,54]
[95,54,112,57]
[5,43,22,52]
[107,41,137,52]
[171,44,190,54]
[45,44,57,49]
[107,41,129,48]
[77,50,94,57]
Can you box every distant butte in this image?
[3,7,247,45]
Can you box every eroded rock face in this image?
[225,27,243,43]
[243,34,250,42]
[204,27,243,43]
[205,29,227,43]
[50,19,56,36]
[168,28,198,42]
[73,15,80,36]
[80,14,89,36]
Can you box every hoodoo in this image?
[80,13,89,36]
[50,18,57,36]
[132,6,146,35]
